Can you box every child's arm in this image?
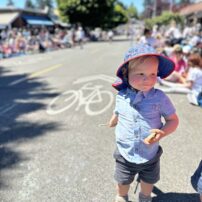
[159,113,179,137]
[144,113,179,144]
[108,113,118,127]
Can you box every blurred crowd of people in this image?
[0,26,115,59]
[137,21,202,56]
[135,21,202,107]
[0,26,86,59]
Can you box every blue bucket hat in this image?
[112,43,175,91]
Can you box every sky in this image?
[121,0,144,13]
[0,0,144,13]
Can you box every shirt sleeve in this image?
[160,93,176,118]
[114,89,127,115]
[187,68,196,81]
[114,94,120,115]
[187,69,197,81]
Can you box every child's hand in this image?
[108,119,117,127]
[144,129,165,144]
[108,114,118,127]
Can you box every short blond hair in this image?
[128,56,151,72]
[122,56,158,79]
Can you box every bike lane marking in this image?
[9,63,63,86]
[46,74,116,116]
[1,64,63,115]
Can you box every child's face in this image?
[128,56,158,92]
[175,52,183,60]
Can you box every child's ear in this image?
[122,67,128,79]
[122,67,127,75]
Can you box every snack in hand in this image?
[144,132,157,144]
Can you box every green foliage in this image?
[56,0,138,29]
[57,0,116,29]
[127,3,138,19]
[24,0,35,9]
[144,11,184,29]
[111,2,128,27]
[36,0,53,9]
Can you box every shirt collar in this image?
[126,87,155,98]
[143,88,155,98]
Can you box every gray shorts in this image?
[113,146,163,185]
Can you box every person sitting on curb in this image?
[159,53,202,106]
[164,44,188,84]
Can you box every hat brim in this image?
[113,53,175,91]
[112,78,128,91]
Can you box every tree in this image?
[127,3,138,19]
[111,2,128,27]
[24,0,35,9]
[36,0,53,9]
[57,0,116,29]
[144,11,184,28]
[6,0,14,6]
[36,0,53,14]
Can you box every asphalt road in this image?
[0,38,201,202]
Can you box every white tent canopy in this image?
[0,12,19,28]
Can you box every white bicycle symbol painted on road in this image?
[47,75,115,116]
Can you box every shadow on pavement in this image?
[152,186,200,202]
[0,65,59,188]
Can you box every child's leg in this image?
[140,180,153,197]
[113,148,137,201]
[138,147,163,202]
[117,184,130,196]
[115,184,130,202]
[200,194,202,202]
[138,180,153,202]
